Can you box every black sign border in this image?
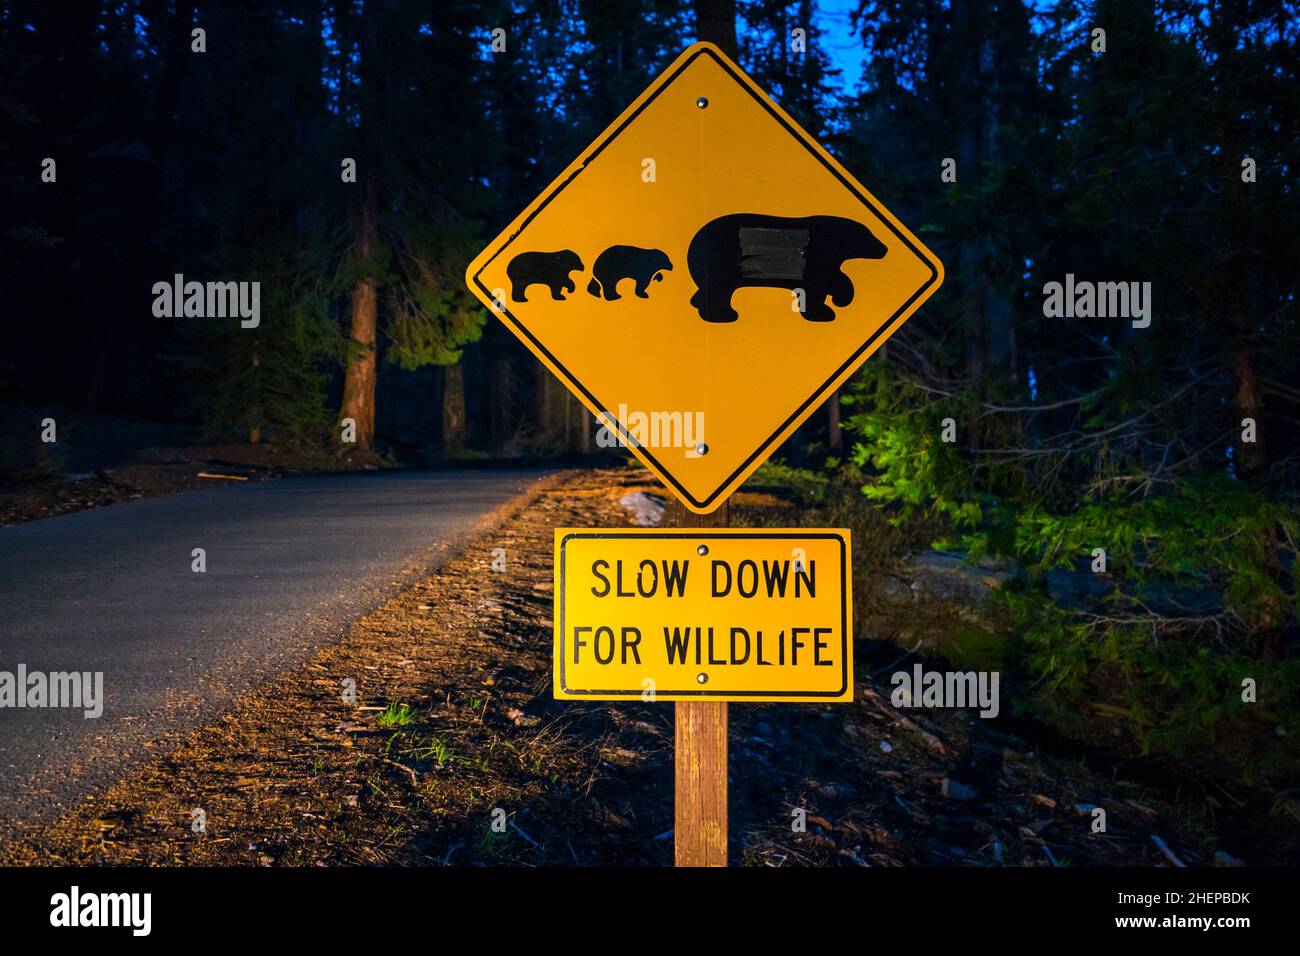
[472,45,941,511]
[557,530,850,699]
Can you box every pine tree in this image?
[331,0,494,454]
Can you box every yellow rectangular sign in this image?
[554,529,852,702]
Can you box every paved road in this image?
[0,469,545,843]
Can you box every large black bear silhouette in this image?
[686,214,888,322]
[586,246,673,300]
[507,250,584,302]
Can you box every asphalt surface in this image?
[0,469,545,844]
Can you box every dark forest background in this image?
[1,0,1299,777]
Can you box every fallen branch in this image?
[510,819,543,849]
[381,757,419,787]
[1151,834,1186,867]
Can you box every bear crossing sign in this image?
[465,41,944,513]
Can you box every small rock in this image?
[507,707,540,728]
[906,550,1018,601]
[591,801,633,830]
[794,832,837,852]
[941,778,977,801]
[807,813,835,833]
[872,575,913,607]
[1046,568,1117,606]
[619,491,667,526]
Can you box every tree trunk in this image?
[1230,342,1265,474]
[337,188,379,450]
[564,392,592,455]
[336,4,381,451]
[951,1,1010,452]
[249,352,261,444]
[442,362,467,456]
[537,365,568,453]
[85,0,195,412]
[695,0,738,58]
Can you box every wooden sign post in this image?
[665,498,730,866]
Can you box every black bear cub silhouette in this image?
[586,246,673,300]
[687,214,888,323]
[507,250,584,302]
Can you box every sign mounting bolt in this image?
[697,544,709,556]
[697,673,708,684]
[696,96,709,109]
[695,443,709,456]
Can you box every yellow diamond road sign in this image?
[466,42,943,512]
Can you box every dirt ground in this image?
[4,467,1293,866]
[0,441,386,528]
